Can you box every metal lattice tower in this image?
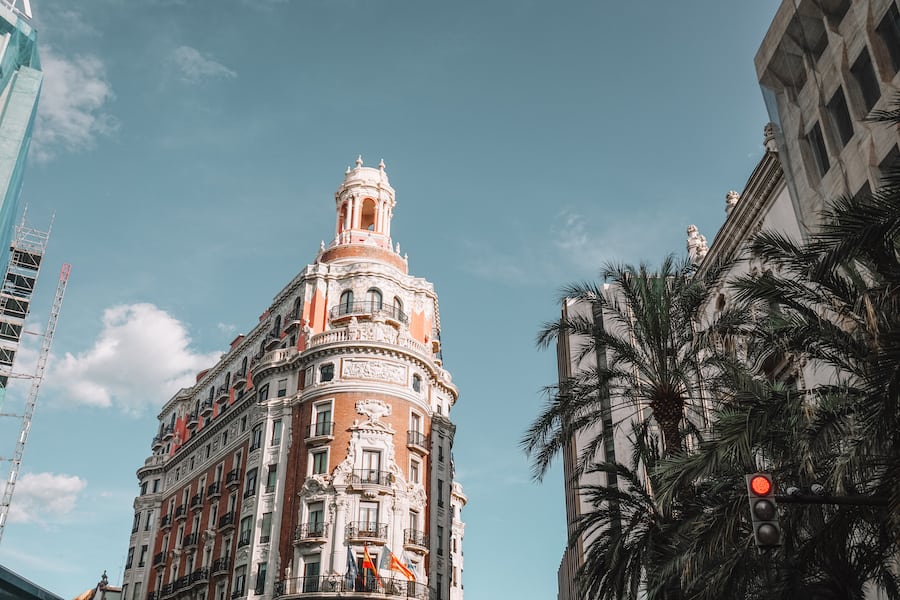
[0,217,68,543]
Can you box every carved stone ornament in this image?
[355,399,392,422]
[342,359,407,384]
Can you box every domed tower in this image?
[273,158,462,599]
[121,159,463,600]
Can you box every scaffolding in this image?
[0,217,68,544]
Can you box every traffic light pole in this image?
[775,494,888,506]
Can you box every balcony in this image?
[254,347,298,377]
[200,399,214,416]
[174,504,187,521]
[173,575,191,594]
[346,521,388,543]
[293,522,328,544]
[403,529,429,554]
[153,551,166,567]
[183,531,199,549]
[230,590,245,600]
[152,435,163,450]
[147,592,160,600]
[190,567,210,585]
[212,555,231,575]
[207,481,221,498]
[284,311,302,332]
[225,469,241,489]
[407,431,429,454]
[350,469,394,488]
[264,330,281,351]
[162,424,174,441]
[218,512,236,531]
[160,514,172,529]
[238,530,252,547]
[187,411,199,430]
[305,421,334,445]
[190,493,203,511]
[275,576,429,599]
[233,370,247,388]
[328,301,408,325]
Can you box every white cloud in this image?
[7,472,87,524]
[50,303,220,414]
[32,47,117,161]
[170,46,237,84]
[217,322,237,335]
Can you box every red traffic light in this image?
[750,475,773,496]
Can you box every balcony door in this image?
[362,450,381,483]
[359,501,379,535]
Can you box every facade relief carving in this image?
[342,359,406,384]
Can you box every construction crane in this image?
[0,259,69,544]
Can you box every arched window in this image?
[366,288,383,310]
[240,356,248,376]
[412,374,421,393]
[208,387,215,401]
[224,372,231,390]
[340,290,354,315]
[272,314,282,336]
[360,198,377,231]
[393,296,403,320]
[293,296,303,319]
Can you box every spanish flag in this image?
[362,545,381,584]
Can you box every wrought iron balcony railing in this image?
[307,421,334,439]
[403,528,429,548]
[225,469,241,487]
[218,512,235,530]
[350,469,394,486]
[207,481,221,497]
[328,301,408,324]
[212,554,231,574]
[407,431,428,450]
[274,575,430,598]
[346,521,388,540]
[293,521,328,542]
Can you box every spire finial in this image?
[356,155,363,168]
[378,158,386,171]
[346,165,351,174]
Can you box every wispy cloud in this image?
[170,45,237,84]
[7,472,87,524]
[49,303,220,414]
[32,47,117,162]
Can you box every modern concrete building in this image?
[756,0,900,237]
[0,0,40,265]
[121,159,465,600]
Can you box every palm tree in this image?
[524,256,729,482]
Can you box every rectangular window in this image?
[132,582,142,600]
[132,512,140,533]
[319,363,334,382]
[877,4,900,75]
[362,450,381,479]
[359,501,379,532]
[244,468,258,498]
[851,48,881,113]
[277,378,287,398]
[438,479,445,507]
[437,526,444,556]
[258,384,269,401]
[827,87,854,147]
[807,121,830,177]
[260,512,273,543]
[140,482,148,495]
[308,501,324,536]
[266,464,278,493]
[409,458,420,484]
[138,544,148,567]
[250,425,263,451]
[314,402,332,436]
[152,479,160,493]
[145,510,154,531]
[303,557,321,593]
[271,420,282,446]
[311,450,328,475]
[125,546,134,569]
[234,565,247,596]
[239,516,253,547]
[255,562,268,595]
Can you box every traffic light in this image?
[745,473,781,548]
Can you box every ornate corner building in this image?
[121,160,466,600]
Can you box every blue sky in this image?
[0,0,780,597]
